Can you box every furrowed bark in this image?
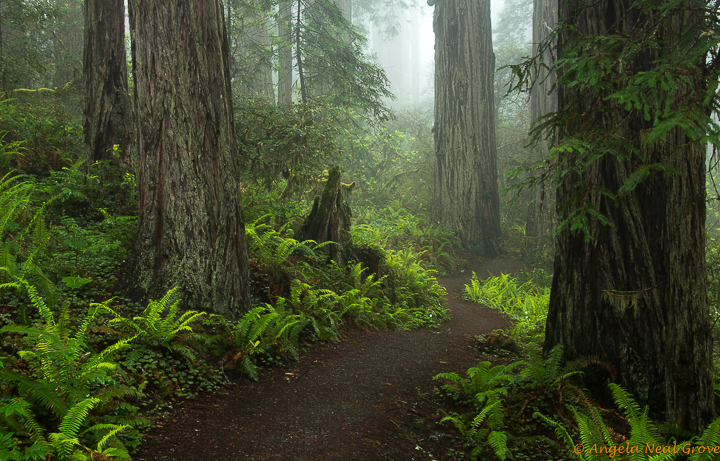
[123,0,250,319]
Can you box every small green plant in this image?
[434,361,526,460]
[101,287,205,359]
[0,278,141,460]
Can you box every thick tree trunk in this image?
[83,0,133,170]
[123,0,250,319]
[431,0,501,256]
[525,0,557,256]
[544,0,714,433]
[278,0,293,105]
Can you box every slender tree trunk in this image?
[83,0,133,170]
[278,0,293,105]
[431,0,501,256]
[544,0,714,433]
[411,6,420,104]
[235,0,274,101]
[525,0,557,255]
[123,0,250,319]
[296,0,307,103]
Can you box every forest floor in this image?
[134,257,526,461]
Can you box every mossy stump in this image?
[301,165,354,267]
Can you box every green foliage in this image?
[435,361,526,410]
[235,96,342,186]
[464,272,550,351]
[506,0,719,238]
[209,305,306,380]
[535,383,720,460]
[435,361,527,460]
[0,279,141,460]
[0,99,82,176]
[295,0,393,119]
[345,104,435,216]
[94,289,224,399]
[352,204,465,275]
[100,287,205,359]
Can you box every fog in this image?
[367,0,516,109]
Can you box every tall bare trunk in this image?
[123,0,250,319]
[83,0,133,170]
[278,0,293,105]
[431,0,501,256]
[525,0,557,256]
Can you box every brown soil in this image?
[134,257,527,461]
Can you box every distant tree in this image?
[430,0,501,256]
[524,0,556,255]
[83,0,134,169]
[50,0,83,87]
[228,0,274,101]
[123,0,250,318]
[534,0,718,433]
[277,0,293,105]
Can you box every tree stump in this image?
[301,165,354,267]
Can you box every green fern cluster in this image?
[352,204,465,274]
[209,303,309,380]
[434,361,526,460]
[0,172,58,322]
[0,279,143,460]
[98,288,224,398]
[464,272,549,350]
[100,287,205,359]
[537,383,720,461]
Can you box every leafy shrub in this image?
[0,99,82,176]
[235,96,342,185]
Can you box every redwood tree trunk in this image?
[278,0,293,105]
[123,0,250,319]
[83,0,133,170]
[525,0,557,255]
[431,0,501,256]
[544,0,714,433]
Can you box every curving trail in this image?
[134,258,525,461]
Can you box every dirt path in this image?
[134,258,525,461]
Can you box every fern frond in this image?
[0,369,67,418]
[247,310,280,342]
[533,411,579,457]
[694,416,720,450]
[47,431,81,459]
[487,430,509,460]
[1,397,46,441]
[83,423,130,453]
[58,397,100,439]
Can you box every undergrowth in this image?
[464,271,550,353]
[0,117,454,459]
